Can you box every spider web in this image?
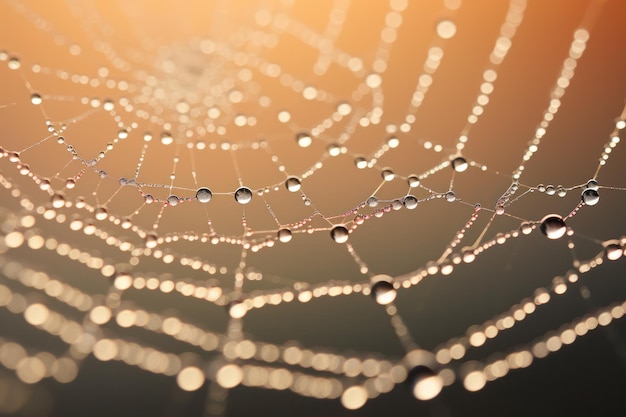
[1,0,626,416]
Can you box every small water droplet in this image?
[160,131,173,145]
[408,175,420,188]
[167,195,180,206]
[94,207,108,221]
[409,366,443,401]
[603,240,623,261]
[367,196,378,207]
[51,193,66,209]
[277,228,292,243]
[145,233,158,249]
[586,179,599,190]
[381,169,395,181]
[331,225,349,243]
[540,214,566,239]
[8,57,21,70]
[327,143,341,156]
[545,185,556,196]
[391,199,403,210]
[403,195,418,209]
[445,191,456,202]
[581,188,599,206]
[462,247,476,263]
[451,157,468,172]
[235,187,253,204]
[144,194,154,204]
[370,275,396,305]
[520,222,533,235]
[30,93,42,105]
[285,177,301,192]
[354,157,368,169]
[196,187,212,203]
[296,132,312,148]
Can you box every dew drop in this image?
[451,157,468,172]
[367,196,378,207]
[445,191,456,202]
[409,366,443,401]
[296,132,312,148]
[144,194,155,204]
[167,195,180,206]
[370,275,396,305]
[408,175,420,188]
[30,93,42,105]
[145,233,159,249]
[586,179,599,190]
[8,57,21,70]
[545,185,556,196]
[520,222,533,235]
[331,225,349,243]
[228,301,247,319]
[540,214,567,239]
[391,199,403,210]
[234,187,253,204]
[277,228,292,243]
[285,177,301,192]
[403,195,419,209]
[387,136,400,148]
[462,247,476,263]
[196,187,213,203]
[51,193,66,209]
[604,240,623,261]
[65,178,76,189]
[581,188,599,206]
[354,157,368,169]
[94,207,108,221]
[327,143,341,156]
[381,168,395,181]
[160,131,173,145]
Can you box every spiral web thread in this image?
[1,0,626,414]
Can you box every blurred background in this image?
[1,0,626,416]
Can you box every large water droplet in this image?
[285,177,301,192]
[277,228,292,243]
[445,191,456,202]
[235,187,253,204]
[331,225,349,243]
[581,188,599,206]
[451,157,468,172]
[370,275,396,305]
[403,195,418,209]
[540,214,567,239]
[196,187,212,203]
